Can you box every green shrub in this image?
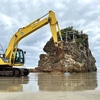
[75,38,83,45]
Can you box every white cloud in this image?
[91,34,100,42]
[78,0,94,3]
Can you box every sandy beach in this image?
[0,71,100,100]
[0,90,100,100]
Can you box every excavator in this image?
[0,10,63,77]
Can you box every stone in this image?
[36,28,97,73]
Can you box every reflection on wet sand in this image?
[0,72,98,92]
[38,72,97,91]
[0,76,29,92]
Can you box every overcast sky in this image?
[0,0,100,67]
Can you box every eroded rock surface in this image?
[36,28,97,73]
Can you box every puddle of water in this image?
[0,72,100,92]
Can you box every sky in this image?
[0,0,100,67]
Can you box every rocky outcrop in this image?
[36,28,97,73]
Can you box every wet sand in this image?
[0,71,100,100]
[0,90,100,100]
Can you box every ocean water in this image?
[0,68,100,92]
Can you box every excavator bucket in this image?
[55,42,64,60]
[56,47,64,59]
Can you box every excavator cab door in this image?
[14,49,25,64]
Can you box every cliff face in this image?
[37,28,97,73]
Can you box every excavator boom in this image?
[5,11,62,60]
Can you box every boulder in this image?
[36,28,97,73]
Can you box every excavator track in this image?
[0,66,29,77]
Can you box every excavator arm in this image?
[5,10,62,62]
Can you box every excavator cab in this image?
[12,49,25,64]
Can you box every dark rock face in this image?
[37,33,97,73]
